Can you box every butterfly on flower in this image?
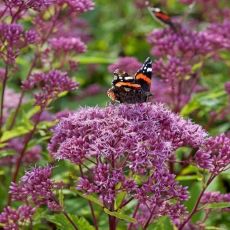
[107,57,152,104]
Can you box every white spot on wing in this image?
[124,76,134,80]
[147,68,152,72]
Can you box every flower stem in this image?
[108,214,116,230]
[8,55,38,130]
[79,165,99,230]
[62,210,79,230]
[128,202,140,230]
[143,205,156,230]
[178,174,215,230]
[8,108,43,205]
[0,63,9,134]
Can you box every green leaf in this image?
[148,216,175,230]
[115,191,127,210]
[46,214,72,229]
[75,55,116,64]
[46,214,94,230]
[205,227,225,230]
[176,175,202,181]
[73,190,104,207]
[192,62,203,72]
[71,216,95,230]
[0,150,15,158]
[0,124,33,142]
[180,88,227,116]
[180,165,199,175]
[58,190,64,208]
[203,202,230,210]
[103,208,136,223]
[25,106,40,119]
[184,182,203,222]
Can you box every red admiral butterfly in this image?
[107,57,152,104]
[148,7,177,31]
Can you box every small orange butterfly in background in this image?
[148,6,177,31]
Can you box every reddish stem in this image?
[62,210,79,230]
[143,205,157,230]
[8,108,44,205]
[8,55,38,130]
[79,165,99,230]
[179,174,215,230]
[128,202,140,230]
[0,63,9,134]
[108,213,116,230]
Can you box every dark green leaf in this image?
[149,216,175,230]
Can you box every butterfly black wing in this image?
[134,57,152,92]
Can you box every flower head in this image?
[49,37,87,54]
[202,20,230,50]
[5,0,52,11]
[10,166,61,211]
[49,103,206,211]
[0,205,35,230]
[22,70,78,106]
[147,27,211,58]
[152,57,193,110]
[0,23,38,63]
[201,192,230,204]
[0,24,38,45]
[57,0,95,13]
[195,134,230,174]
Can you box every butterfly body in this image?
[107,57,152,104]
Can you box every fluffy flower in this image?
[202,20,230,50]
[78,163,125,203]
[0,24,38,63]
[49,103,206,212]
[49,37,87,54]
[153,57,191,82]
[10,166,61,211]
[58,0,95,13]
[22,70,78,106]
[195,134,230,174]
[201,192,230,204]
[108,57,142,75]
[49,103,207,164]
[0,24,37,45]
[147,27,211,58]
[180,0,229,21]
[5,0,52,11]
[0,205,35,230]
[152,57,193,111]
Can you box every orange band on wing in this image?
[156,12,170,21]
[135,73,151,85]
[115,82,141,89]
